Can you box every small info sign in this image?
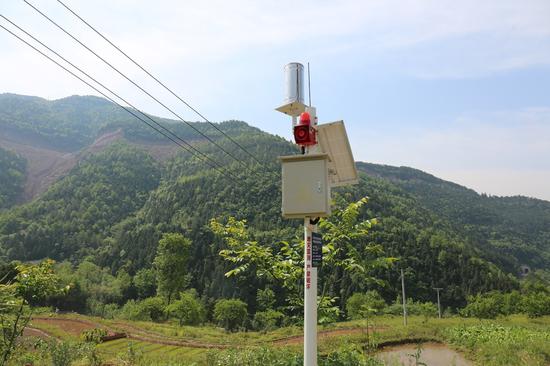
[311,232,323,267]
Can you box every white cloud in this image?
[3,0,550,87]
[357,107,550,200]
[1,0,550,201]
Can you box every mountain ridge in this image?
[1,93,549,308]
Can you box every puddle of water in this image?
[377,342,471,366]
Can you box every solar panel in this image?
[316,121,358,187]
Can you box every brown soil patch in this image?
[30,317,104,337]
[107,321,227,349]
[28,316,384,350]
[30,317,225,348]
[127,333,228,349]
[22,327,52,339]
[0,137,76,201]
[0,128,179,202]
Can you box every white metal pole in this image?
[401,269,407,326]
[304,217,317,366]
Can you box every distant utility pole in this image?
[433,287,443,319]
[401,269,407,326]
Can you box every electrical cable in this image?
[23,0,262,178]
[56,0,268,171]
[0,18,240,181]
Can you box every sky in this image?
[1,0,550,200]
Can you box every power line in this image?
[56,0,267,170]
[23,0,262,178]
[0,15,238,180]
[0,18,240,181]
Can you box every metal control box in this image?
[280,154,330,218]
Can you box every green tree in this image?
[252,310,284,332]
[118,297,166,322]
[212,198,395,320]
[1,260,61,366]
[133,268,157,299]
[154,233,192,303]
[166,290,205,326]
[0,147,26,210]
[139,297,166,322]
[460,293,503,319]
[46,340,84,366]
[212,217,302,310]
[213,299,248,331]
[523,292,550,318]
[75,261,122,307]
[256,288,276,311]
[14,259,61,306]
[346,291,386,320]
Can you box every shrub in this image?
[415,301,438,322]
[320,344,383,366]
[460,293,503,319]
[44,341,84,366]
[116,342,143,365]
[214,299,248,331]
[318,296,342,325]
[502,290,523,315]
[80,328,108,344]
[166,290,205,326]
[119,300,145,320]
[256,288,276,311]
[103,303,120,319]
[140,296,166,322]
[133,267,157,299]
[119,297,166,321]
[253,310,285,331]
[206,346,301,366]
[205,345,383,366]
[384,298,437,318]
[523,292,550,318]
[346,291,386,320]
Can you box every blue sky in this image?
[1,0,550,200]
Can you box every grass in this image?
[23,313,550,365]
[99,317,304,345]
[96,340,208,364]
[318,315,550,365]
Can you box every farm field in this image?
[20,313,550,365]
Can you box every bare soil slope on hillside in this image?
[0,129,177,202]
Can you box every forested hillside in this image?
[0,147,26,209]
[357,163,550,271]
[0,143,161,260]
[0,93,548,314]
[0,93,264,151]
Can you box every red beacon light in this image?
[294,112,317,146]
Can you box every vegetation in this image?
[166,290,205,326]
[1,94,550,365]
[447,323,550,366]
[461,288,550,319]
[213,299,248,331]
[357,162,550,271]
[0,143,161,260]
[346,291,386,320]
[0,147,26,210]
[2,95,546,317]
[9,311,550,365]
[0,260,60,365]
